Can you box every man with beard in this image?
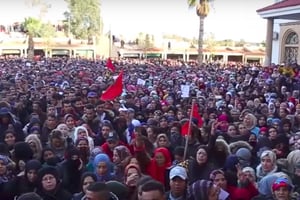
[59,148,84,194]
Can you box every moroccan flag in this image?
[192,104,203,127]
[100,71,123,101]
[181,121,190,136]
[106,58,116,72]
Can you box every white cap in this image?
[169,166,188,180]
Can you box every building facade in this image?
[257,0,300,65]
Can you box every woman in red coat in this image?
[134,135,172,186]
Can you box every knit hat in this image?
[14,142,34,162]
[236,148,252,168]
[38,166,60,184]
[25,159,42,174]
[272,177,293,191]
[224,155,239,171]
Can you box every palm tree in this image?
[188,0,210,64]
[23,17,42,60]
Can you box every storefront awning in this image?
[2,49,21,54]
[52,49,69,55]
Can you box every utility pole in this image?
[109,25,112,58]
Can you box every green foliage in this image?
[40,22,56,39]
[22,17,55,38]
[188,0,197,7]
[64,0,102,39]
[188,0,211,7]
[23,17,42,37]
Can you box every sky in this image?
[0,0,275,42]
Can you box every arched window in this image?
[284,32,298,64]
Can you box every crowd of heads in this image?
[0,57,299,200]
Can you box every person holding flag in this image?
[179,107,218,185]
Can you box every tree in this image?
[23,17,42,60]
[40,22,56,57]
[188,0,211,65]
[64,0,102,40]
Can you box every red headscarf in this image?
[146,147,172,185]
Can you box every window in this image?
[284,32,298,64]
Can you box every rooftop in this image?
[257,0,300,12]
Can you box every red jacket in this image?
[227,182,258,200]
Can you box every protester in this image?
[0,56,300,200]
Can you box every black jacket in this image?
[37,187,72,200]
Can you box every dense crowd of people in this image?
[0,56,299,200]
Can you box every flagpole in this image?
[183,101,195,161]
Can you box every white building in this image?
[257,0,300,65]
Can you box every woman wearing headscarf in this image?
[48,129,67,161]
[36,166,72,200]
[59,147,84,194]
[73,126,94,152]
[156,133,171,149]
[256,150,279,181]
[63,114,76,139]
[40,147,60,167]
[243,113,260,137]
[93,153,115,182]
[25,134,43,161]
[135,134,172,187]
[0,155,13,199]
[8,159,42,199]
[113,145,132,181]
[181,123,217,185]
[75,138,91,166]
[256,127,289,159]
[13,142,34,174]
[187,180,221,200]
[184,145,216,185]
[124,164,143,200]
[72,172,97,200]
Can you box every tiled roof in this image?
[257,0,300,12]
